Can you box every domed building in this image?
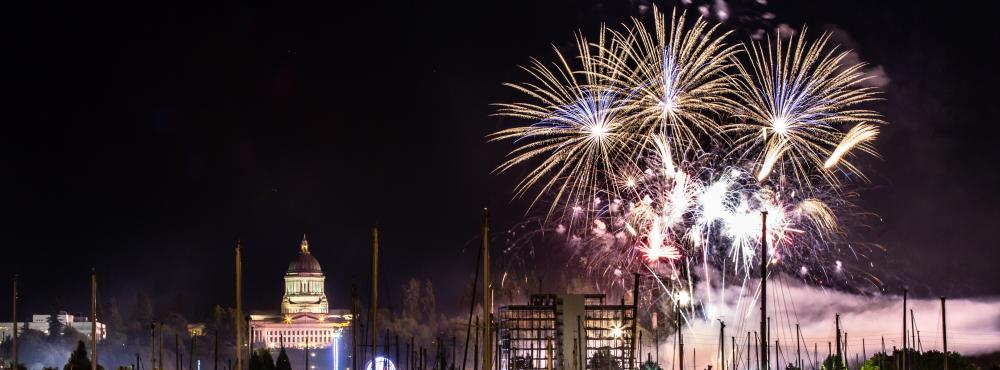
[249,235,352,361]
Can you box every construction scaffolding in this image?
[498,294,636,370]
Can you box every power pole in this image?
[746,332,751,370]
[12,275,18,370]
[759,211,768,370]
[481,209,492,370]
[92,269,99,370]
[942,296,948,370]
[371,227,380,365]
[235,242,244,370]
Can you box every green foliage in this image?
[821,355,845,370]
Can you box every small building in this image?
[0,311,106,341]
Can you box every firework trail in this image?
[491,7,884,326]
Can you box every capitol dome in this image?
[287,239,323,275]
[281,234,329,314]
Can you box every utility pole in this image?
[835,314,842,370]
[942,296,948,370]
[814,343,817,370]
[796,324,801,370]
[190,334,195,370]
[759,211,768,370]
[718,320,725,370]
[235,242,244,370]
[902,288,907,370]
[92,269,99,370]
[152,323,157,370]
[214,331,219,370]
[677,307,684,370]
[481,209,492,370]
[12,275,18,370]
[473,317,479,370]
[881,337,886,370]
[862,338,866,369]
[730,337,735,370]
[632,273,640,370]
[746,332,750,370]
[371,227,380,366]
[352,284,359,370]
[159,323,164,370]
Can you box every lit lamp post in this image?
[675,290,690,370]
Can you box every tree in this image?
[859,350,978,370]
[639,359,662,370]
[48,314,65,340]
[258,349,276,370]
[587,348,622,370]
[64,341,92,370]
[274,348,291,370]
[248,349,261,370]
[821,355,845,370]
[510,355,534,370]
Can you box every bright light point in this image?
[799,266,808,275]
[586,122,610,141]
[675,290,691,307]
[658,97,676,114]
[365,357,396,370]
[609,323,625,339]
[771,116,790,135]
[835,260,843,271]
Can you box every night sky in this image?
[3,0,998,320]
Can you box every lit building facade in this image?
[0,311,106,341]
[249,235,352,353]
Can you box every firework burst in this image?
[491,8,885,322]
[728,28,883,187]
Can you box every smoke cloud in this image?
[651,276,1000,369]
